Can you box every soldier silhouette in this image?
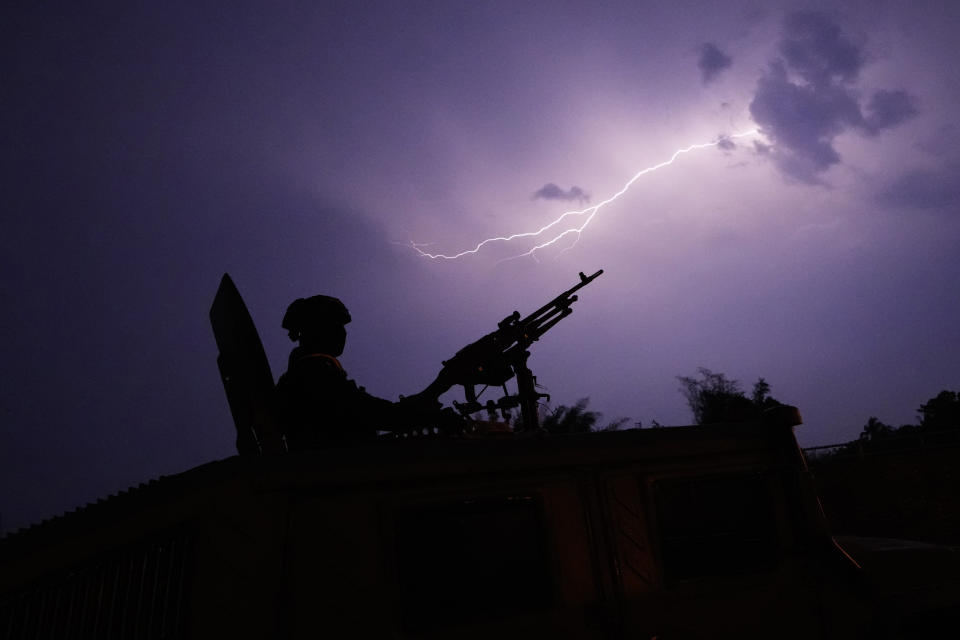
[275,294,447,449]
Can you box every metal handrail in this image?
[802,428,960,461]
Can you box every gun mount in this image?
[414,269,603,430]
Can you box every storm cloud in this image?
[750,11,917,183]
[698,42,732,84]
[778,11,862,87]
[533,183,590,204]
[864,90,918,134]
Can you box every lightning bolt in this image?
[411,129,762,261]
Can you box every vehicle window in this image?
[394,495,554,631]
[654,473,779,582]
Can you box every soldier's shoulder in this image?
[290,353,346,377]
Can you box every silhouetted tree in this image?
[678,368,783,424]
[541,398,628,434]
[603,417,631,431]
[918,390,960,432]
[859,416,894,442]
[810,388,960,463]
[751,377,783,411]
[855,390,959,443]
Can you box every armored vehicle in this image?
[2,274,958,638]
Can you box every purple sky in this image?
[2,0,958,534]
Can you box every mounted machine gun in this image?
[412,269,603,431]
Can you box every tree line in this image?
[843,389,960,453]
[541,367,958,443]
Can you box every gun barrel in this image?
[521,269,603,326]
[415,269,604,408]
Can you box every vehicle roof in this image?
[0,420,799,563]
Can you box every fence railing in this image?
[802,428,960,462]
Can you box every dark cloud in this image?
[750,61,862,181]
[533,183,590,204]
[749,11,918,183]
[864,90,918,134]
[778,11,863,86]
[717,136,736,151]
[698,43,732,84]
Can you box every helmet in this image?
[282,295,351,341]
